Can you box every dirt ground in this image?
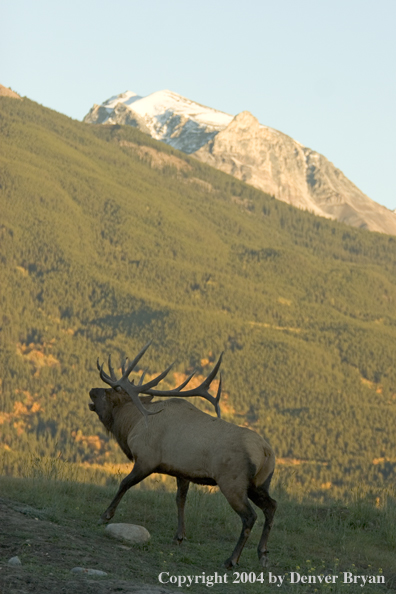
[0,498,173,594]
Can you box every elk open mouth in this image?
[89,390,96,411]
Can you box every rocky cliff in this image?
[0,84,21,99]
[193,111,396,235]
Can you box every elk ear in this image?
[140,395,154,405]
[110,389,131,407]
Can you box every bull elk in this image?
[89,341,276,568]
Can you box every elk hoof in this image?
[98,514,111,525]
[259,552,269,567]
[223,557,237,570]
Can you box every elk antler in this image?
[97,342,223,422]
[145,354,223,418]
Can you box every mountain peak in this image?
[84,89,232,154]
[102,90,142,109]
[233,111,259,126]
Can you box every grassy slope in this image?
[0,96,396,499]
[0,475,395,593]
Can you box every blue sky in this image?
[2,0,395,210]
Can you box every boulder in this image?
[105,523,150,544]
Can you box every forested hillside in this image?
[1,96,396,499]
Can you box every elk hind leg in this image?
[219,483,257,569]
[248,474,277,567]
[174,477,190,544]
[99,463,150,524]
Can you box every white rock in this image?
[8,556,22,566]
[70,567,107,576]
[105,523,150,544]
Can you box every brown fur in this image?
[89,387,276,568]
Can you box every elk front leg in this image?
[174,477,190,544]
[99,463,150,524]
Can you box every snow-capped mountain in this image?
[84,89,233,154]
[84,90,396,236]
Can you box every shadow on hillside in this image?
[81,309,169,343]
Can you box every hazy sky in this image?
[2,0,395,210]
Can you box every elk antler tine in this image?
[108,355,118,381]
[99,362,117,386]
[216,373,222,403]
[121,358,128,376]
[214,373,222,418]
[123,340,153,378]
[214,371,222,418]
[175,371,196,392]
[96,358,101,372]
[138,363,174,392]
[202,353,223,387]
[138,370,147,386]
